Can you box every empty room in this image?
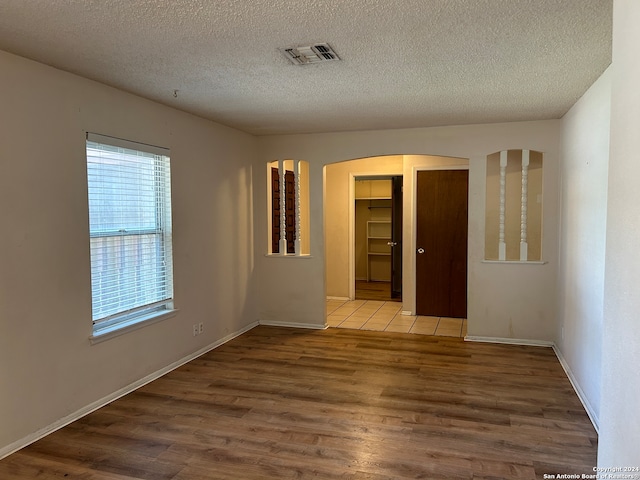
[1,0,639,478]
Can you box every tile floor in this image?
[326,299,467,337]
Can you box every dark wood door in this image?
[416,170,468,318]
[391,176,403,299]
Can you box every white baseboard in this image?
[326,296,350,301]
[401,310,413,316]
[0,321,260,461]
[259,320,327,330]
[552,345,600,434]
[464,335,554,347]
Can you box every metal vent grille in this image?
[280,43,340,65]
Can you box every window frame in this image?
[86,133,176,343]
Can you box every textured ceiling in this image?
[0,0,612,135]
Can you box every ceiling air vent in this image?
[280,43,341,65]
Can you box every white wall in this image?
[257,121,561,341]
[557,68,611,429]
[0,50,258,455]
[598,0,640,465]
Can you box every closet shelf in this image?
[366,220,392,281]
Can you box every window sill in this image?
[90,309,178,345]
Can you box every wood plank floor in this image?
[0,326,597,479]
[355,280,400,302]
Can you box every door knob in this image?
[417,248,425,254]
[387,241,398,247]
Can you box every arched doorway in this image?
[324,154,469,336]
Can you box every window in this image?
[86,133,174,338]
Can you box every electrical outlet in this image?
[198,322,204,334]
[193,324,198,336]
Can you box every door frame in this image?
[410,165,469,315]
[347,173,400,300]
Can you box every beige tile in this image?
[363,318,391,328]
[379,304,402,312]
[415,316,439,325]
[410,316,439,335]
[336,304,360,311]
[434,328,463,337]
[327,300,361,312]
[326,299,346,306]
[369,312,395,322]
[365,318,392,326]
[435,317,463,337]
[355,305,382,313]
[384,323,413,333]
[410,325,438,335]
[361,323,388,331]
[430,328,460,338]
[362,300,385,308]
[389,314,417,323]
[388,320,416,329]
[380,304,402,313]
[325,304,345,315]
[326,304,343,311]
[336,307,360,314]
[355,301,381,308]
[327,314,348,326]
[387,315,416,329]
[331,310,357,318]
[338,318,368,329]
[438,317,464,329]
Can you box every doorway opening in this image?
[354,176,402,302]
[323,154,469,323]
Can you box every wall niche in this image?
[485,149,543,262]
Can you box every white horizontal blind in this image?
[86,134,173,331]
